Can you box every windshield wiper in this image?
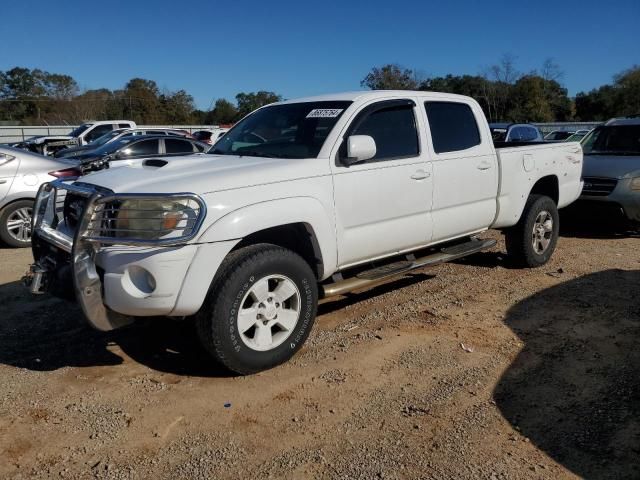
[236,150,278,158]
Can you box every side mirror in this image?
[344,135,376,165]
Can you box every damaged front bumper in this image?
[28,180,207,331]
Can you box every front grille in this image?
[581,177,618,196]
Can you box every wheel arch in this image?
[0,194,36,213]
[529,175,559,205]
[197,197,336,280]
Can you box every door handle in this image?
[477,161,492,170]
[0,179,7,184]
[410,170,431,180]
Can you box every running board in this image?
[322,238,496,298]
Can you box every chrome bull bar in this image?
[30,179,207,331]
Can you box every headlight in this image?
[112,198,201,240]
[85,195,206,244]
[631,177,640,191]
[0,153,16,166]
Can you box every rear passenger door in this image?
[331,98,433,267]
[423,101,498,242]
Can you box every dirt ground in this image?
[0,216,639,480]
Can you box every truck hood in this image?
[26,135,74,145]
[582,154,640,179]
[77,154,322,195]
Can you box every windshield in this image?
[92,137,135,155]
[93,129,125,146]
[68,124,92,137]
[582,125,640,155]
[211,101,352,159]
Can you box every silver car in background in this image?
[579,116,640,222]
[0,146,80,247]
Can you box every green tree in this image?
[613,66,640,116]
[235,91,281,118]
[122,78,162,123]
[207,98,238,124]
[575,66,640,120]
[361,64,420,90]
[160,89,196,124]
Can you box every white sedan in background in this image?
[0,146,80,247]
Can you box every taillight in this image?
[49,167,82,178]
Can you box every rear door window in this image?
[165,138,196,154]
[122,139,160,157]
[424,102,481,154]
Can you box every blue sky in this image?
[2,0,638,109]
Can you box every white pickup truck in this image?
[18,120,137,156]
[28,91,583,374]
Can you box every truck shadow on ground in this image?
[0,272,434,377]
[0,280,233,377]
[494,269,640,479]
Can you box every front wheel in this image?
[0,199,34,248]
[505,194,559,267]
[196,244,318,375]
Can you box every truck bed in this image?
[491,141,584,228]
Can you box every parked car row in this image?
[489,123,544,143]
[14,120,137,156]
[54,127,195,158]
[544,129,592,141]
[0,121,229,246]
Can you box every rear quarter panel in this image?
[492,142,583,228]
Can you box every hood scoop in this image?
[143,158,168,168]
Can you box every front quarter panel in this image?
[197,186,336,279]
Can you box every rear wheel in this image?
[196,244,318,375]
[505,194,559,267]
[0,200,34,248]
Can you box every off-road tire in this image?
[195,243,318,375]
[0,199,34,248]
[505,194,559,267]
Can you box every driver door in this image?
[331,99,433,267]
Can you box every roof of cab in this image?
[276,90,475,105]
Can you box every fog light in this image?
[122,265,156,297]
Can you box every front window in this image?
[68,124,92,137]
[93,137,136,156]
[211,101,352,159]
[93,129,124,147]
[582,125,640,155]
[85,124,114,143]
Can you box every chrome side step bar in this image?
[322,238,496,298]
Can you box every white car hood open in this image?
[77,154,323,195]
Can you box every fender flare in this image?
[197,196,337,279]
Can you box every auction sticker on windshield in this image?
[306,109,344,118]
